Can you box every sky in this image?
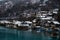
[0,0,3,1]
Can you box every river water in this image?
[0,26,60,40]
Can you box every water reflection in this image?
[44,32,60,40]
[0,27,60,40]
[51,33,60,40]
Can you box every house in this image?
[40,17,52,20]
[53,8,59,14]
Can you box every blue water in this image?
[0,26,60,40]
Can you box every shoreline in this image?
[0,20,60,33]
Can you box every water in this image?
[0,26,60,40]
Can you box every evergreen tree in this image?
[57,8,60,22]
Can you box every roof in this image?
[13,21,21,25]
[0,20,11,23]
[41,17,52,20]
[53,8,59,14]
[20,24,29,26]
[25,21,32,24]
[40,16,45,18]
[52,21,60,24]
[53,12,58,14]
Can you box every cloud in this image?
[0,0,3,1]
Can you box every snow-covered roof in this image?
[4,21,11,23]
[48,21,51,23]
[33,19,36,22]
[0,20,11,23]
[54,8,59,11]
[52,21,60,24]
[53,12,58,14]
[13,21,32,26]
[41,17,52,20]
[36,26,40,28]
[42,14,47,16]
[40,16,45,18]
[41,11,46,12]
[13,21,21,25]
[25,21,32,24]
[48,12,52,15]
[53,8,59,14]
